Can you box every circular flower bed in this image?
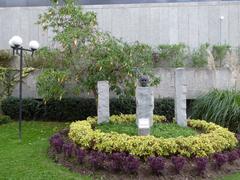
[49,115,240,179]
[69,114,237,158]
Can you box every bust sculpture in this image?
[139,75,149,87]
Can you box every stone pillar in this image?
[136,87,154,136]
[175,68,187,127]
[97,81,110,124]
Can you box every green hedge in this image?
[1,97,174,122]
[0,115,11,125]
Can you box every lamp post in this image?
[220,16,224,45]
[8,36,39,142]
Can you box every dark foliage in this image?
[154,98,175,122]
[107,152,126,172]
[122,155,140,174]
[75,147,86,164]
[49,134,64,153]
[2,97,174,121]
[171,156,186,173]
[236,148,240,157]
[110,98,136,115]
[63,143,74,158]
[227,150,239,163]
[236,134,240,142]
[148,156,165,175]
[0,115,11,125]
[89,151,106,170]
[195,157,208,175]
[213,153,228,168]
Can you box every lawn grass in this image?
[221,173,240,180]
[96,122,198,138]
[0,121,90,180]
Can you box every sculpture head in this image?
[139,75,149,87]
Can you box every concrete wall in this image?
[0,0,227,7]
[12,68,236,99]
[0,1,240,49]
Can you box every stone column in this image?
[175,68,187,127]
[136,87,154,135]
[97,81,110,124]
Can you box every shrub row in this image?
[69,116,238,158]
[0,115,11,125]
[100,114,167,124]
[1,97,174,121]
[50,132,240,176]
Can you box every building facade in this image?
[0,0,240,49]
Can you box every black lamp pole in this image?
[19,47,23,141]
[11,46,36,142]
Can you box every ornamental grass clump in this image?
[195,157,208,176]
[148,156,165,175]
[49,134,64,153]
[171,156,186,174]
[213,153,228,168]
[191,89,240,132]
[75,147,86,164]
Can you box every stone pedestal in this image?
[138,128,150,136]
[136,87,154,135]
[175,68,187,127]
[97,81,110,124]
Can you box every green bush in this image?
[37,69,69,102]
[1,97,174,121]
[0,50,11,67]
[212,44,231,67]
[190,89,240,132]
[0,115,11,125]
[69,117,237,157]
[25,47,66,69]
[191,43,209,68]
[156,43,188,67]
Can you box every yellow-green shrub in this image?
[87,114,166,125]
[69,115,237,158]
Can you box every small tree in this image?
[37,69,69,102]
[38,0,97,54]
[77,33,160,97]
[38,0,160,98]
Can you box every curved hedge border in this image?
[85,114,167,124]
[69,115,237,158]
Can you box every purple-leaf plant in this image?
[148,156,165,175]
[89,151,106,170]
[108,152,126,172]
[236,148,240,157]
[63,143,74,158]
[75,147,86,164]
[171,156,186,174]
[122,155,140,174]
[227,150,239,163]
[213,153,228,168]
[49,133,64,153]
[195,157,208,175]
